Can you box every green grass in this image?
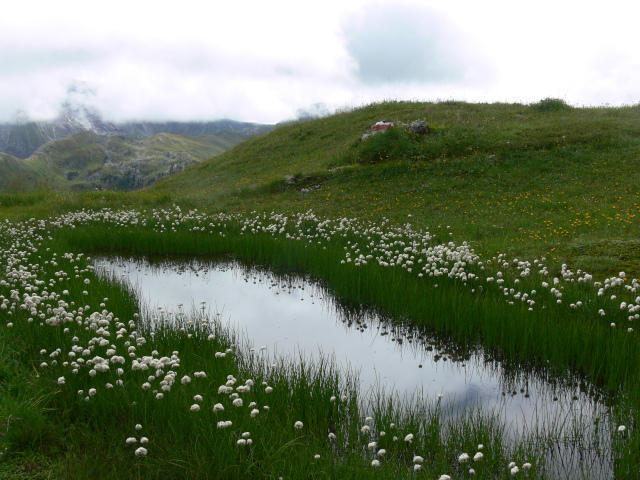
[2,99,638,277]
[1,99,640,478]
[0,232,553,478]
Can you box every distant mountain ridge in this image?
[0,129,248,191]
[0,104,274,159]
[117,119,272,141]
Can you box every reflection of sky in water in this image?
[96,255,613,478]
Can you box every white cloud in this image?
[1,0,640,124]
[340,3,492,86]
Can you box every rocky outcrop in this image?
[361,121,395,142]
[361,120,430,142]
[407,120,430,135]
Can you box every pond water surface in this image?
[96,254,615,479]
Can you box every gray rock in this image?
[407,120,430,135]
[363,130,387,142]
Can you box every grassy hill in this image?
[0,152,51,190]
[2,99,640,479]
[146,99,640,277]
[0,130,247,191]
[1,99,639,276]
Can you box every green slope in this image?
[1,99,638,276]
[0,152,50,191]
[150,99,640,276]
[0,130,247,191]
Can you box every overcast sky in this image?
[2,0,639,124]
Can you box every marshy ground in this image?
[1,100,639,478]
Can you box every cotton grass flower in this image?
[250,409,259,417]
[134,447,147,456]
[413,456,424,464]
[413,464,422,472]
[459,453,470,463]
[126,437,137,445]
[135,424,142,431]
[190,404,201,412]
[404,433,414,443]
[474,452,484,461]
[294,421,303,429]
[140,437,149,444]
[213,403,224,412]
[371,459,380,467]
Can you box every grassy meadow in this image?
[0,99,639,479]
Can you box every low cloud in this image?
[0,48,98,77]
[295,103,332,121]
[2,0,637,125]
[341,3,489,86]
